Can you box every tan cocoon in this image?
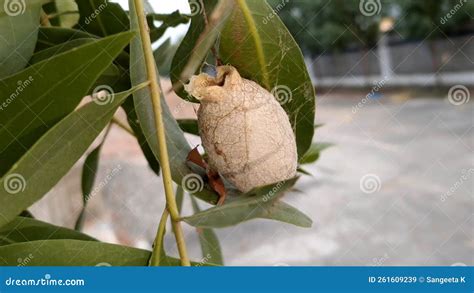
[185,65,297,192]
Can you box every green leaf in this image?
[30,38,94,63]
[0,240,216,266]
[0,85,145,228]
[177,119,199,136]
[153,38,180,76]
[0,216,96,246]
[170,0,233,101]
[149,11,189,25]
[75,0,129,37]
[129,0,218,204]
[55,0,80,28]
[176,185,184,213]
[0,0,42,78]
[182,178,312,228]
[147,10,190,42]
[219,0,316,158]
[190,196,223,265]
[30,38,122,87]
[154,38,172,72]
[81,145,101,202]
[30,37,123,89]
[258,201,312,227]
[299,142,333,164]
[75,140,104,230]
[35,27,97,51]
[122,98,161,176]
[297,167,312,176]
[0,32,135,176]
[0,240,149,266]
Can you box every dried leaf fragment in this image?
[185,65,297,192]
[186,146,227,205]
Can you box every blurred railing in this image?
[308,34,474,87]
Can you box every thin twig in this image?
[112,117,134,136]
[149,208,169,266]
[40,10,51,26]
[199,0,222,66]
[133,0,191,266]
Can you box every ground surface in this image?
[32,90,473,266]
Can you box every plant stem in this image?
[149,208,169,266]
[199,0,222,65]
[112,117,134,136]
[40,10,51,26]
[133,0,190,266]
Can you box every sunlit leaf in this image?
[170,0,233,101]
[0,217,96,246]
[219,0,316,158]
[0,240,217,266]
[182,178,312,228]
[129,0,218,204]
[0,32,134,176]
[55,0,80,28]
[0,85,145,228]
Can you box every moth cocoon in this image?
[185,65,297,193]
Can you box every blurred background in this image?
[31,0,473,266]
